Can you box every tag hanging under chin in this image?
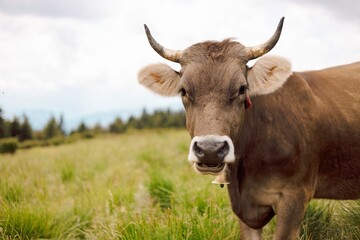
[212,172,229,188]
[245,92,252,109]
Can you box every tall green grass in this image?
[0,129,359,239]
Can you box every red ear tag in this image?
[245,93,252,109]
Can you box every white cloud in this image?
[0,0,359,127]
[0,0,118,19]
[290,0,360,24]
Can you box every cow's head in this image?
[138,18,292,176]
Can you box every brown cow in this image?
[138,17,360,240]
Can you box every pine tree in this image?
[138,108,150,129]
[77,122,88,133]
[0,108,4,138]
[43,117,61,139]
[126,116,138,129]
[19,115,33,142]
[58,114,65,136]
[93,123,104,134]
[10,117,21,137]
[109,117,126,133]
[2,120,11,138]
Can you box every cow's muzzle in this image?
[188,135,235,175]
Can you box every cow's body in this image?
[138,18,360,239]
[228,62,360,232]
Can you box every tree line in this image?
[0,108,66,142]
[108,109,185,134]
[0,107,185,153]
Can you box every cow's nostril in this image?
[193,142,204,157]
[217,141,229,158]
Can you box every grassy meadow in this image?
[0,129,359,239]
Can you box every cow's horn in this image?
[144,24,183,63]
[246,17,285,60]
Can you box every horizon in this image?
[1,104,184,132]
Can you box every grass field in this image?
[0,129,359,239]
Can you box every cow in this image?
[138,17,360,240]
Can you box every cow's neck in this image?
[229,73,318,188]
[239,73,316,156]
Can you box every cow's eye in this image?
[179,88,187,97]
[239,85,246,95]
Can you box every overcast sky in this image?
[0,0,359,128]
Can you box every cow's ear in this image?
[138,63,181,96]
[246,56,292,96]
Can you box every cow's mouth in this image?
[195,162,225,174]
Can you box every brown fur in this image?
[139,38,360,240]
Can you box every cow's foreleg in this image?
[239,219,262,240]
[272,191,308,240]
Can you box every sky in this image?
[0,0,359,130]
